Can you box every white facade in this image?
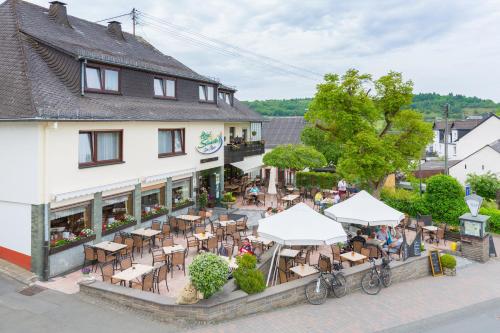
[449,146,500,184]
[455,116,500,159]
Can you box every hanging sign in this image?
[196,131,223,154]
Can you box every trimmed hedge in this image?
[381,188,429,218]
[480,207,500,234]
[296,171,339,189]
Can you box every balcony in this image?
[224,140,265,164]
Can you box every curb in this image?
[0,259,38,286]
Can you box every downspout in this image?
[80,58,86,96]
[42,122,50,281]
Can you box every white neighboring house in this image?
[428,118,483,158]
[455,115,500,159]
[449,140,500,184]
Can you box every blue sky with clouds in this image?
[27,0,500,101]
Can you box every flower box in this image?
[49,234,96,255]
[172,200,195,212]
[102,220,137,236]
[141,206,169,222]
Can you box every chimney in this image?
[48,1,71,28]
[107,21,125,40]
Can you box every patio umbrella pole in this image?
[266,244,280,286]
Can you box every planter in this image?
[102,220,137,236]
[221,201,236,210]
[141,212,168,223]
[49,235,96,255]
[443,267,456,276]
[172,201,195,212]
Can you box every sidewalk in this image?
[0,259,37,286]
[187,258,500,333]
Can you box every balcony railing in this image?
[224,141,265,164]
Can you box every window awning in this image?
[230,154,264,174]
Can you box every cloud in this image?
[27,0,500,101]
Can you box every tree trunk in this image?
[372,175,389,199]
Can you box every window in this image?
[154,77,176,98]
[242,129,248,141]
[158,129,185,157]
[199,84,215,102]
[78,130,123,167]
[84,64,120,93]
[102,192,133,226]
[218,91,233,105]
[229,127,235,141]
[50,202,92,244]
[172,178,192,208]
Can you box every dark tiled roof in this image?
[0,0,262,122]
[451,119,482,130]
[420,160,460,171]
[489,139,500,153]
[262,116,307,148]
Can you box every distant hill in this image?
[243,93,500,120]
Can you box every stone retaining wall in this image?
[80,252,431,323]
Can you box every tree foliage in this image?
[304,69,434,196]
[424,175,468,224]
[263,144,326,170]
[300,126,342,165]
[466,172,500,201]
[188,253,228,299]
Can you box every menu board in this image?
[413,231,422,256]
[464,221,481,237]
[490,235,497,257]
[429,250,443,276]
[401,232,409,261]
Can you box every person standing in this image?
[338,179,347,200]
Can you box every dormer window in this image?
[199,84,214,102]
[85,64,120,93]
[154,77,176,99]
[218,91,233,105]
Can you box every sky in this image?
[27,0,500,101]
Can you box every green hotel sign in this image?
[196,130,223,154]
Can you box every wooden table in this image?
[247,235,273,246]
[290,264,319,277]
[340,252,367,266]
[94,241,127,253]
[218,220,236,227]
[112,264,154,286]
[163,244,185,255]
[281,194,300,207]
[422,225,438,242]
[280,248,300,258]
[194,232,214,241]
[131,228,161,238]
[422,226,438,232]
[177,215,202,222]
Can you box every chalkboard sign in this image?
[401,232,409,261]
[429,250,443,276]
[490,235,497,257]
[413,231,422,256]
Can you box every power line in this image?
[94,12,131,23]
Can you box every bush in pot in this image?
[233,254,266,294]
[188,253,229,299]
[440,254,457,276]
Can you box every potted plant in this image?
[233,254,266,294]
[198,192,208,210]
[188,253,229,299]
[440,254,457,276]
[221,192,236,210]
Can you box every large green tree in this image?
[300,126,342,166]
[305,69,433,197]
[263,144,326,170]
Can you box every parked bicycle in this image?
[305,269,348,305]
[361,257,392,295]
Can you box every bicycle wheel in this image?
[381,267,392,287]
[331,272,348,298]
[361,271,381,295]
[305,278,328,305]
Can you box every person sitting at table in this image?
[377,225,390,244]
[264,207,273,218]
[367,232,386,256]
[239,238,255,255]
[248,184,260,195]
[333,192,341,204]
[350,230,366,247]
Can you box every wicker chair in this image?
[186,236,199,253]
[162,236,174,247]
[96,248,116,269]
[295,248,311,265]
[177,219,190,237]
[100,262,119,284]
[225,223,237,241]
[122,237,134,258]
[170,249,187,278]
[222,243,234,258]
[359,248,370,264]
[169,216,178,234]
[236,218,247,235]
[207,236,218,253]
[318,254,332,273]
[352,241,364,253]
[132,235,148,258]
[151,220,161,231]
[153,264,169,293]
[118,255,132,271]
[131,271,154,292]
[161,223,171,237]
[216,227,225,244]
[256,193,266,206]
[82,245,97,272]
[152,248,166,266]
[113,234,123,244]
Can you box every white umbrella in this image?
[324,190,404,227]
[267,167,277,195]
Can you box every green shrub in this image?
[233,254,266,294]
[466,172,500,201]
[380,188,429,217]
[480,207,500,234]
[296,171,340,189]
[222,192,236,202]
[423,175,468,225]
[198,192,208,209]
[440,254,457,269]
[188,253,228,299]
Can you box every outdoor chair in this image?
[119,255,133,271]
[169,216,178,234]
[252,225,258,236]
[295,248,311,265]
[83,245,97,272]
[256,193,266,206]
[122,237,134,258]
[186,235,199,253]
[187,208,197,215]
[225,224,237,241]
[152,248,166,266]
[100,262,120,284]
[435,227,446,245]
[367,245,380,259]
[222,242,234,257]
[177,219,190,237]
[96,248,116,269]
[113,234,123,244]
[153,264,169,293]
[216,227,225,244]
[278,268,297,283]
[231,232,242,249]
[162,236,174,247]
[161,223,171,237]
[318,254,332,273]
[236,218,247,235]
[360,248,370,264]
[151,220,161,231]
[207,236,218,253]
[352,241,364,253]
[170,249,187,278]
[131,271,154,292]
[132,235,148,258]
